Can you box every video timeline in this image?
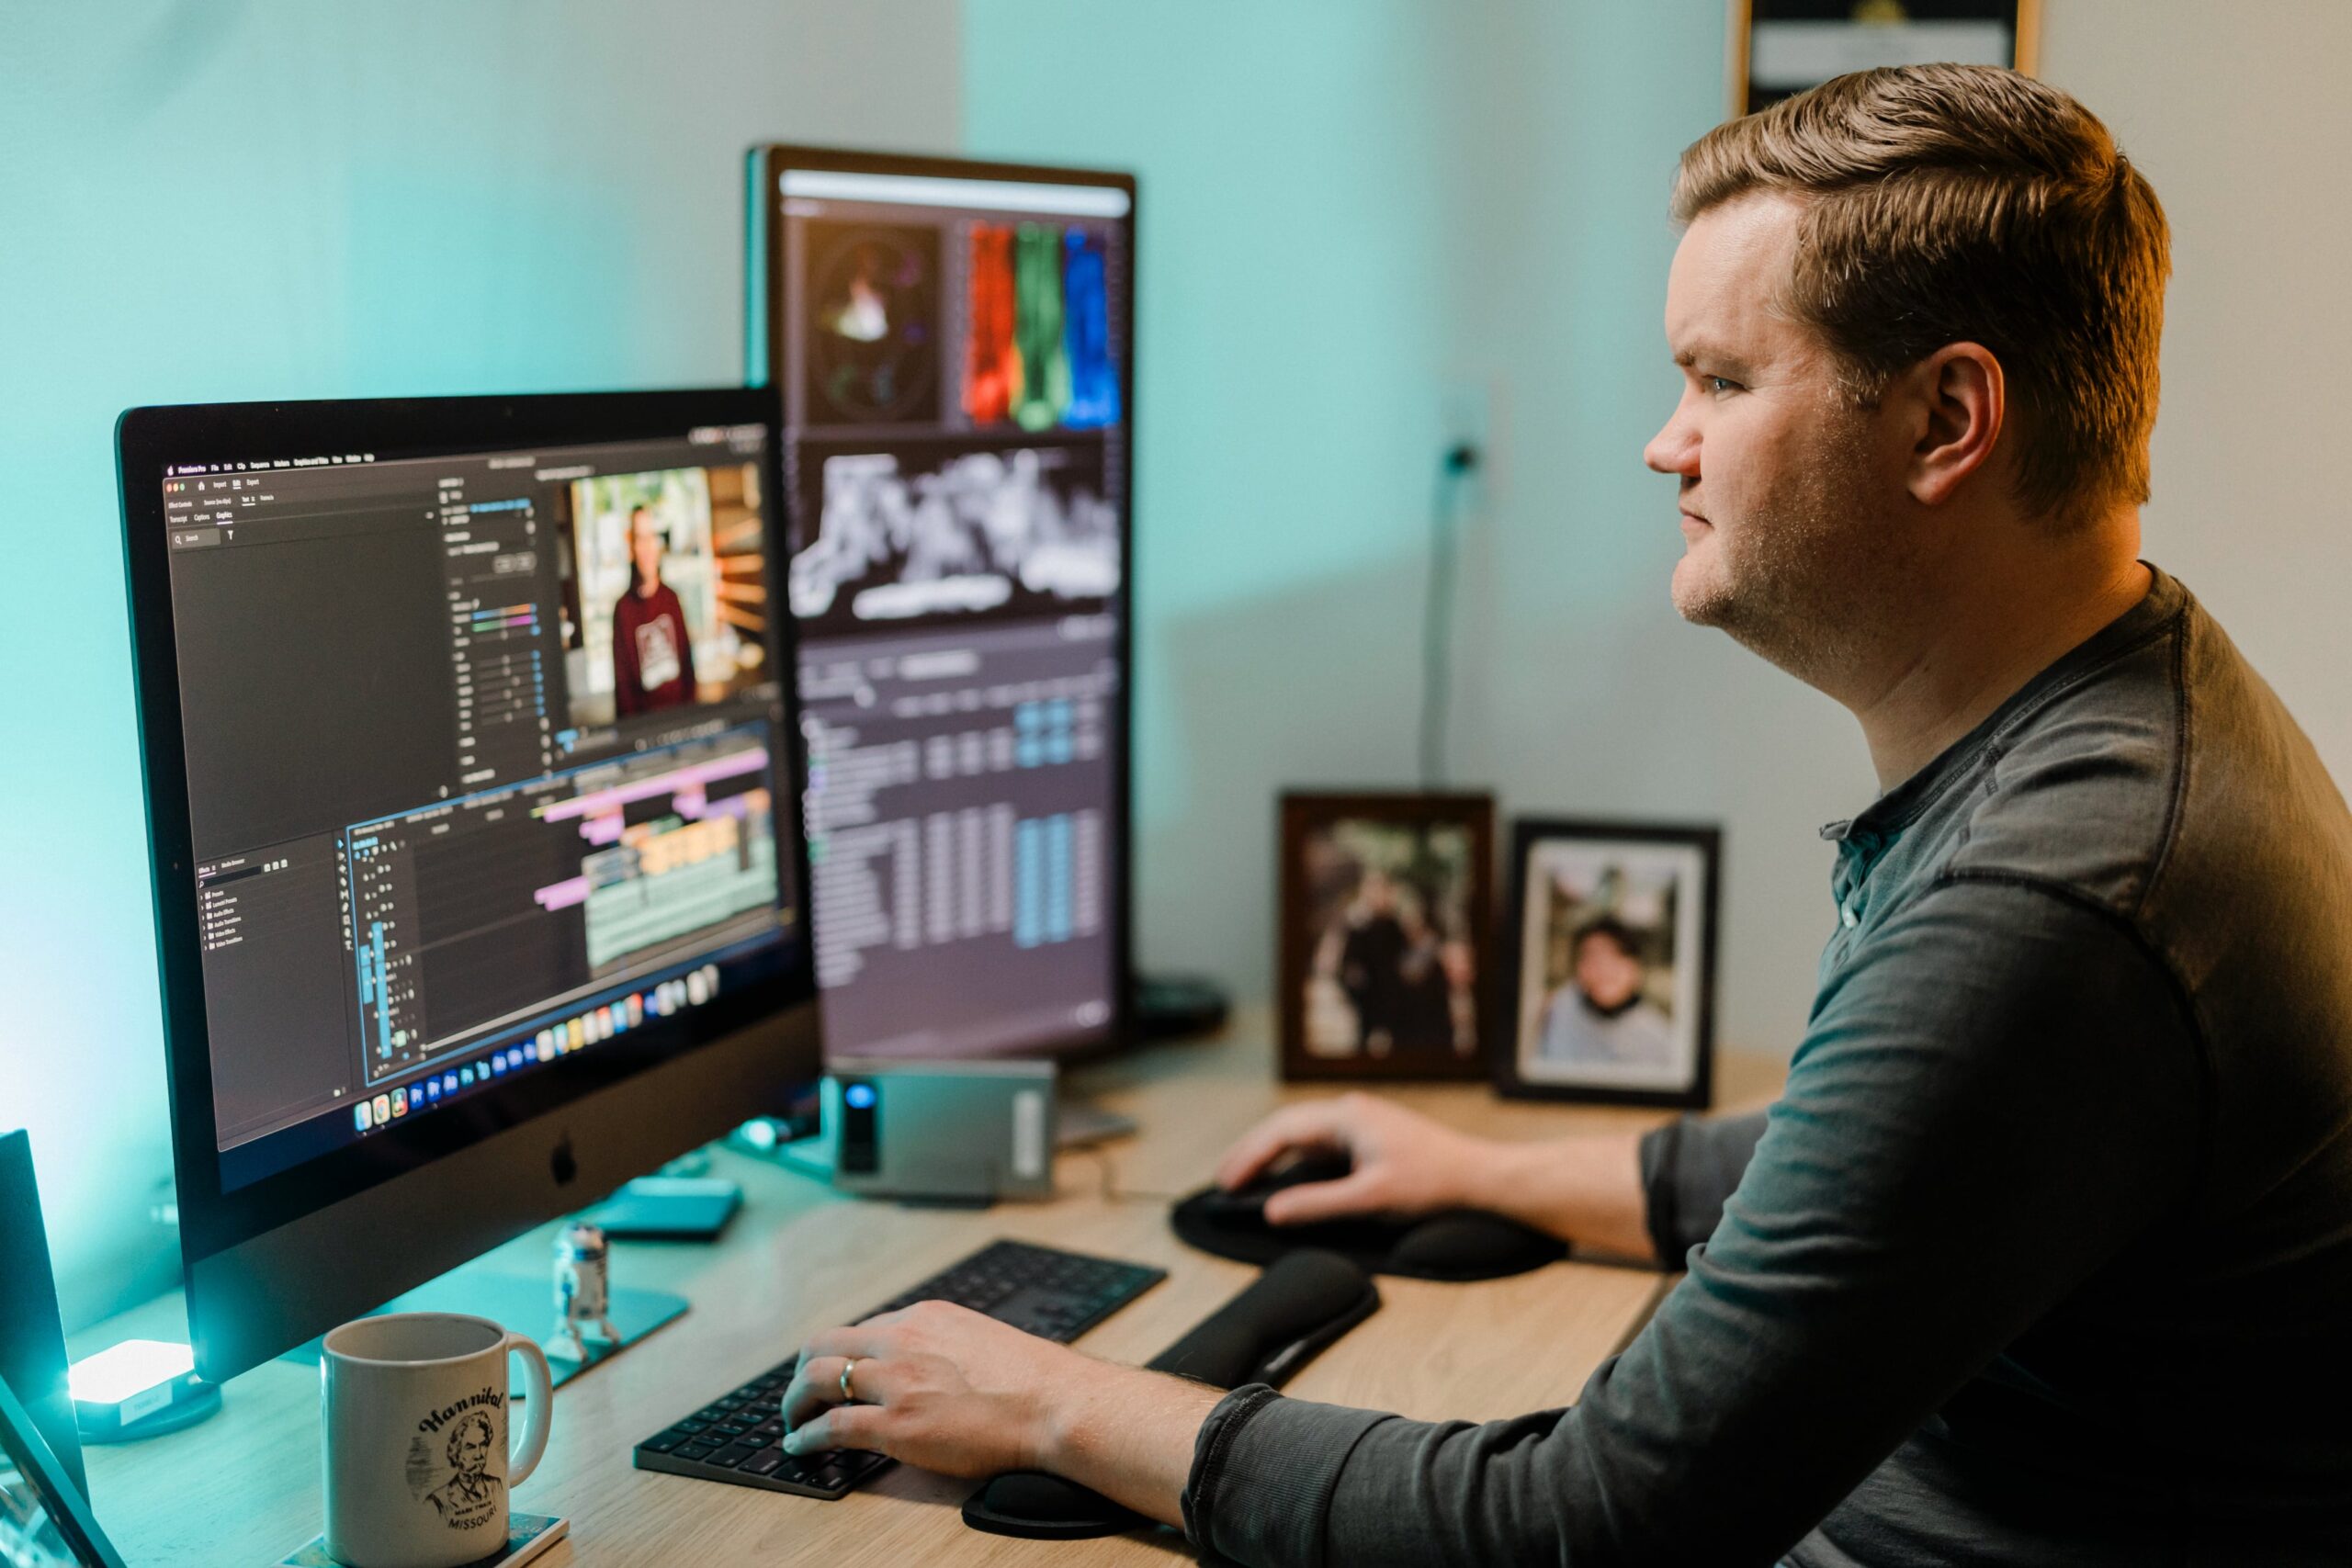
[348,725,781,1087]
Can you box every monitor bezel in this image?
[749,141,1140,1064]
[117,388,819,1273]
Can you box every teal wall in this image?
[0,0,961,1331]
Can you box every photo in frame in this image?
[1497,818,1720,1107]
[1278,792,1495,1081]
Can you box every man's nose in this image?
[1644,415,1697,478]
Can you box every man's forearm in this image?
[1466,1132,1657,1262]
[1040,1361,1226,1527]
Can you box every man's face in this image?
[1644,194,1912,679]
[455,1422,491,1478]
[1574,932,1645,1012]
[630,513,664,585]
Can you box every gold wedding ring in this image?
[838,1357,860,1403]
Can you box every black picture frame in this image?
[0,1374,129,1568]
[1278,791,1496,1082]
[1496,818,1720,1109]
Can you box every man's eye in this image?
[1707,375,1739,395]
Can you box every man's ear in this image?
[1900,343,2005,508]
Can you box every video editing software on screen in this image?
[158,426,798,1189]
[775,166,1130,1060]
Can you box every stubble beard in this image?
[1671,418,1915,698]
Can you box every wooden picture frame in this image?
[1495,818,1720,1109]
[1729,0,2041,119]
[1278,791,1495,1081]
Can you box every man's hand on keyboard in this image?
[781,1300,1083,1477]
[780,1299,1218,1524]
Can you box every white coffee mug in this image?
[321,1313,553,1568]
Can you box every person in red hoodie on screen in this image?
[612,505,696,716]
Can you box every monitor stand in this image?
[1054,1095,1137,1149]
[277,1259,687,1392]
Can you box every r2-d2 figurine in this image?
[551,1221,619,1361]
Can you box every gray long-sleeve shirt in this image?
[1182,568,2352,1565]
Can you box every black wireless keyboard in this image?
[631,1238,1166,1499]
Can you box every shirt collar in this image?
[1821,562,2185,847]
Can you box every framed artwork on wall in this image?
[1496,818,1720,1109]
[1729,0,2041,118]
[1277,792,1495,1082]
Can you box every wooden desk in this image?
[77,1013,1781,1566]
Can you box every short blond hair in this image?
[1674,64,2169,523]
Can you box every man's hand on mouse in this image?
[1213,1093,1497,1226]
[1216,1095,1660,1258]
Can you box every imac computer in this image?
[118,389,820,1384]
[746,145,1136,1082]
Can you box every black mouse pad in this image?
[1170,1186,1566,1281]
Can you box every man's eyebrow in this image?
[1672,341,1753,374]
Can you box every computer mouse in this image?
[1199,1149,1356,1224]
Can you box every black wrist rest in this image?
[960,1249,1378,1540]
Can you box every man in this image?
[423,1411,501,1529]
[1335,871,1409,1052]
[1389,888,1459,1052]
[1536,918,1677,1071]
[776,65,2352,1562]
[611,505,695,716]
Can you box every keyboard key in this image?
[741,1449,783,1476]
[639,1431,687,1453]
[708,1443,759,1469]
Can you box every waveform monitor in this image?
[750,146,1136,1063]
[119,390,820,1381]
